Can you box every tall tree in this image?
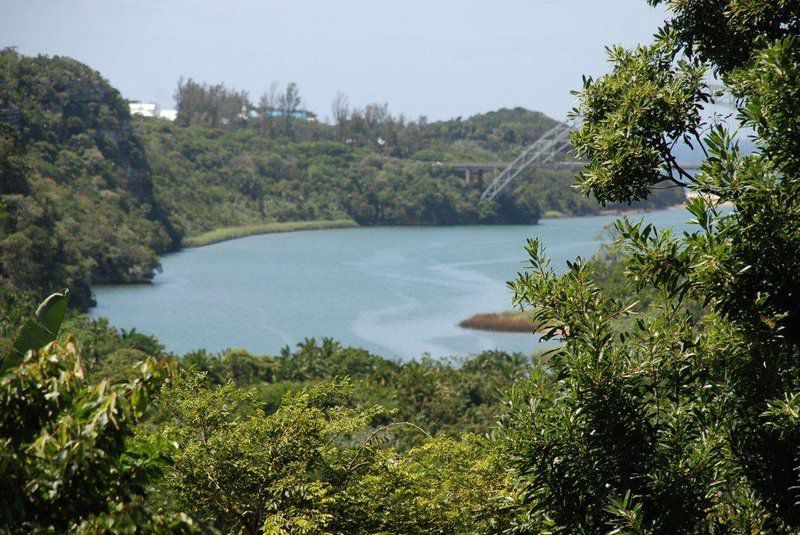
[331,91,350,136]
[276,82,302,137]
[278,82,302,117]
[174,78,251,130]
[504,1,800,532]
[256,82,280,136]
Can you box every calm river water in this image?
[92,207,693,359]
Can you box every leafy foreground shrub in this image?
[182,338,535,449]
[501,2,800,532]
[0,292,520,533]
[0,290,194,533]
[148,368,517,534]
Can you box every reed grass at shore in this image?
[459,311,532,333]
[184,219,359,248]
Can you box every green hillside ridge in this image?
[0,49,683,310]
[0,50,178,308]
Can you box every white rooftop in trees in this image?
[158,109,178,121]
[129,102,159,117]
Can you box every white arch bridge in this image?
[450,121,702,201]
[478,120,576,201]
[460,87,731,201]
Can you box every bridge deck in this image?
[450,160,699,173]
[449,160,585,174]
[449,162,508,172]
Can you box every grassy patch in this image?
[541,210,566,219]
[459,311,533,333]
[183,219,359,248]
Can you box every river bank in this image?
[183,219,359,248]
[182,201,687,250]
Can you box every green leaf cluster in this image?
[0,291,194,532]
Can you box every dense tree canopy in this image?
[0,49,179,307]
[0,289,535,533]
[504,1,800,531]
[0,291,194,532]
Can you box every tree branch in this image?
[346,421,432,473]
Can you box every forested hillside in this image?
[139,119,584,235]
[142,90,683,236]
[0,48,683,310]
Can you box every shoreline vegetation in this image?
[183,201,689,249]
[183,219,359,247]
[539,200,686,220]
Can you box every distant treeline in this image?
[171,76,563,159]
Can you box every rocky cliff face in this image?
[2,54,157,203]
[0,49,181,308]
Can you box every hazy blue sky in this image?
[0,0,667,121]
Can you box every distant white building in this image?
[129,102,159,118]
[266,109,316,121]
[158,109,178,121]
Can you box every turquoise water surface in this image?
[92,207,694,359]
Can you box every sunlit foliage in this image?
[0,291,193,532]
[506,2,800,531]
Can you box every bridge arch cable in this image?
[480,120,576,201]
